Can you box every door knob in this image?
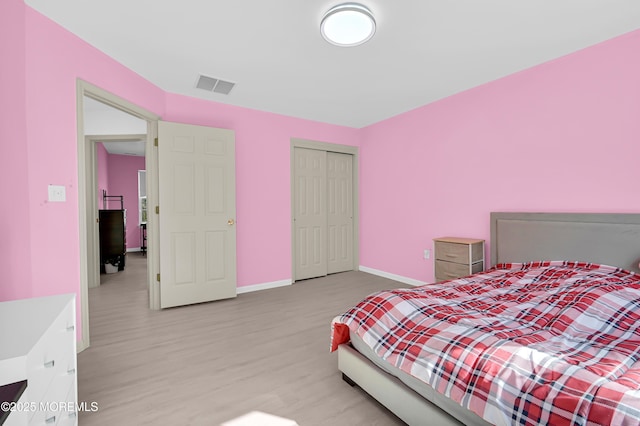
[227,219,235,226]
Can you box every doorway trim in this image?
[290,138,359,281]
[76,79,160,352]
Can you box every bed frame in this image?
[338,212,640,426]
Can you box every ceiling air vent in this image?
[195,74,235,95]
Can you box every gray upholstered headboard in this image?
[490,212,640,274]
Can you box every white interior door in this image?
[158,121,236,308]
[293,147,327,280]
[327,152,353,274]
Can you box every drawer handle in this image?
[44,360,55,368]
[69,412,77,418]
[68,368,76,375]
[444,253,458,257]
[45,415,56,424]
[445,273,458,278]
[67,325,75,332]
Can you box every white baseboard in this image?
[237,279,293,294]
[235,268,424,294]
[126,248,142,252]
[358,266,425,287]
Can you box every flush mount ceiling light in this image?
[321,3,376,47]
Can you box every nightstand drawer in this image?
[435,260,471,281]
[434,241,470,263]
[435,260,483,282]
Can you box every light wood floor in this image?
[78,253,409,425]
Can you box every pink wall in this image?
[23,3,165,310]
[106,154,145,250]
[0,2,166,338]
[96,143,109,210]
[164,94,360,287]
[360,29,640,283]
[0,0,32,300]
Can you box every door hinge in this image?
[156,273,160,282]
[154,137,158,147]
[155,206,159,214]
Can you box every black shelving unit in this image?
[100,190,126,272]
[140,223,147,255]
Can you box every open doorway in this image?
[85,96,148,285]
[76,80,160,351]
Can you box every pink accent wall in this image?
[360,29,640,283]
[96,143,109,210]
[23,3,164,311]
[106,154,145,250]
[0,0,32,301]
[164,94,360,287]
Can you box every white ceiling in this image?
[83,97,147,156]
[26,0,640,128]
[100,140,146,157]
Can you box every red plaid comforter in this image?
[331,261,640,426]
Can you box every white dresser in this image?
[0,294,77,426]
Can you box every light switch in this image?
[48,185,66,202]
[423,249,430,259]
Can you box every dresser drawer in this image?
[25,302,75,420]
[56,378,78,426]
[57,383,78,426]
[0,294,77,426]
[28,361,75,426]
[46,366,76,425]
[25,337,58,414]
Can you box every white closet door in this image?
[293,147,327,280]
[327,152,353,274]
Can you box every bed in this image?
[332,212,640,426]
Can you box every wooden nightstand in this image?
[433,237,485,282]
